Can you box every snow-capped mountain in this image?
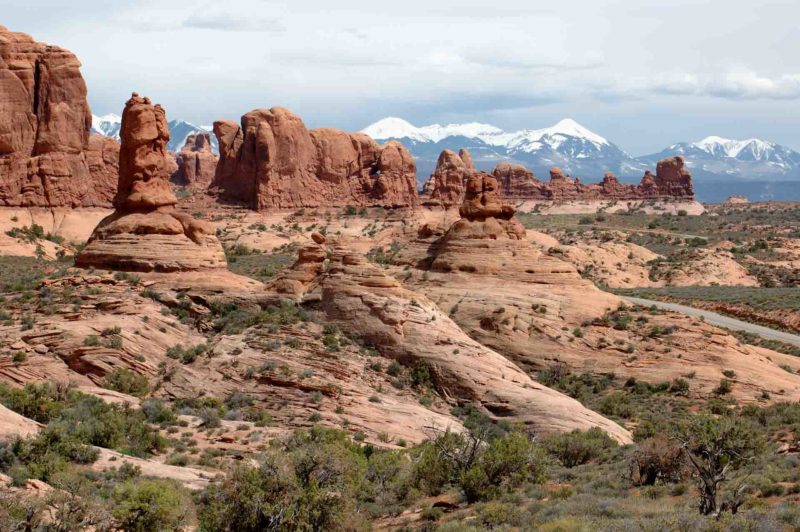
[362,117,647,183]
[639,136,800,181]
[91,114,219,154]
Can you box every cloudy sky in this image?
[6,0,800,154]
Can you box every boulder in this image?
[0,25,118,207]
[211,107,418,209]
[76,93,226,272]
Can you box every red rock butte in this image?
[211,107,419,209]
[423,149,695,206]
[0,25,118,207]
[75,93,226,272]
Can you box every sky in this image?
[5,0,800,155]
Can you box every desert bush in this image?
[100,368,150,397]
[541,428,618,468]
[112,479,188,531]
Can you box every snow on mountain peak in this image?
[548,118,608,146]
[361,116,609,153]
[361,117,427,142]
[692,135,775,159]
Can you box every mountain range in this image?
[361,117,800,202]
[91,114,219,154]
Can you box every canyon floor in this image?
[1,196,799,531]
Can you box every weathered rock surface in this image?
[320,247,632,442]
[173,133,218,189]
[211,107,419,209]
[76,94,226,272]
[0,26,118,207]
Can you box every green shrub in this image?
[112,479,187,531]
[101,368,150,398]
[541,427,618,467]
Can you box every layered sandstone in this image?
[0,25,118,207]
[211,107,419,209]
[173,133,217,189]
[319,247,631,442]
[76,94,226,272]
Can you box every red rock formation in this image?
[446,172,525,241]
[422,149,474,208]
[211,107,418,209]
[491,157,695,201]
[0,26,118,207]
[492,162,547,199]
[76,94,226,272]
[653,156,694,198]
[173,133,217,189]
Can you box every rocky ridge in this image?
[422,150,696,206]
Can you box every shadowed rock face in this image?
[76,94,226,272]
[0,25,118,207]
[173,133,217,189]
[211,107,419,209]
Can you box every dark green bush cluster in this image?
[541,427,618,468]
[211,300,307,334]
[100,368,150,397]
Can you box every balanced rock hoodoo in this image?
[76,93,225,272]
[211,107,419,209]
[0,25,118,207]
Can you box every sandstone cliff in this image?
[211,107,419,209]
[0,25,118,207]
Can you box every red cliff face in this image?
[211,107,419,209]
[173,133,218,189]
[76,94,226,272]
[0,26,118,207]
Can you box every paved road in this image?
[621,296,800,348]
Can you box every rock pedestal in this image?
[76,94,225,272]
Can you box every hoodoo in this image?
[76,93,226,272]
[0,25,118,207]
[211,107,419,209]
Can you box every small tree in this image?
[674,415,763,517]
